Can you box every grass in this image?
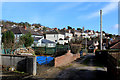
[14,70,25,74]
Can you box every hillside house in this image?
[9,26,43,42]
[33,37,56,47]
[46,30,69,45]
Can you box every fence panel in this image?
[33,45,69,56]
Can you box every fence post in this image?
[33,56,36,76]
[54,46,56,56]
[45,45,46,55]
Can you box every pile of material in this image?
[14,47,35,55]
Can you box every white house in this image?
[64,30,73,41]
[46,31,69,45]
[88,39,99,50]
[74,31,81,37]
[11,24,17,28]
[33,37,56,47]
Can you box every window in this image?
[55,40,57,42]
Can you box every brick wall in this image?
[55,50,80,67]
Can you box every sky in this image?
[1,2,118,35]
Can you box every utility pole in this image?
[100,10,103,50]
[85,38,87,50]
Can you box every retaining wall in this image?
[0,54,36,75]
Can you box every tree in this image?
[43,27,47,32]
[67,26,72,29]
[19,22,25,26]
[2,31,15,54]
[32,23,42,28]
[109,34,113,38]
[20,32,34,47]
[25,22,31,27]
[77,28,82,30]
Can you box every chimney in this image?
[100,10,103,50]
[87,30,88,33]
[82,26,84,33]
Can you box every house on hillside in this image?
[82,38,99,52]
[33,37,56,47]
[71,29,81,37]
[60,29,73,41]
[8,26,43,42]
[45,30,69,45]
[81,32,90,39]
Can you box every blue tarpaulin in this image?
[36,56,54,65]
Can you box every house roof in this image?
[109,39,119,45]
[10,27,29,34]
[46,30,60,34]
[46,30,65,35]
[41,39,55,43]
[110,41,120,49]
[9,27,43,36]
[27,28,43,36]
[34,37,43,41]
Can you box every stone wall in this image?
[0,54,36,75]
[55,50,80,67]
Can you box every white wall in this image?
[46,34,57,42]
[75,32,81,37]
[46,34,64,42]
[32,35,43,38]
[65,33,73,38]
[58,40,68,45]
[65,33,73,41]
[36,43,56,47]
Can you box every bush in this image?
[70,44,82,54]
[20,32,34,47]
[82,49,88,53]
